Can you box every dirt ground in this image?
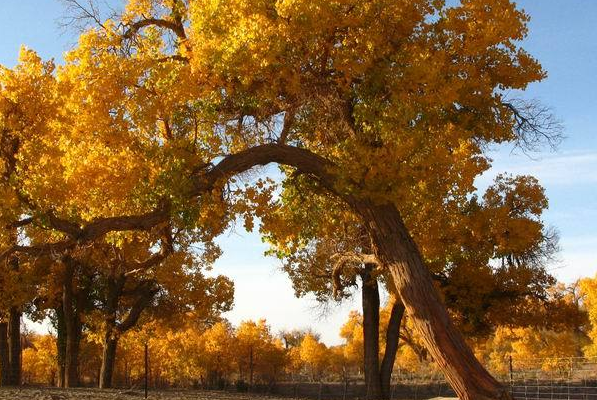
[0,387,459,400]
[0,387,300,400]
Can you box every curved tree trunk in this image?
[352,201,510,400]
[380,299,405,400]
[361,265,382,400]
[197,144,511,400]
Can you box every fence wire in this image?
[505,357,597,400]
[384,356,597,400]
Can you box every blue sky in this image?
[1,0,596,345]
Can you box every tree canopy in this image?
[0,1,563,399]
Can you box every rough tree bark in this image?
[0,322,9,386]
[361,265,382,400]
[352,200,510,400]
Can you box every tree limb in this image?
[123,17,187,41]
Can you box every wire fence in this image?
[103,356,597,400]
[378,356,597,399]
[505,357,597,400]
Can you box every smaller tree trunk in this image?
[0,322,9,386]
[7,307,21,386]
[99,334,118,389]
[380,299,406,399]
[55,307,67,388]
[65,321,81,387]
[62,259,82,387]
[249,345,254,388]
[361,265,382,400]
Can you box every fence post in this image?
[509,354,514,398]
[144,342,148,399]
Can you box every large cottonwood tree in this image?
[0,1,562,398]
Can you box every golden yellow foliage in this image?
[21,333,58,385]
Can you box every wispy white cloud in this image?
[476,150,597,189]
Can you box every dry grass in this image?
[0,387,297,400]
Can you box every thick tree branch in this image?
[116,280,158,334]
[2,144,333,261]
[123,17,187,41]
[5,218,33,230]
[124,225,174,276]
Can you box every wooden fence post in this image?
[144,342,148,399]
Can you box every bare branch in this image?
[57,0,116,33]
[502,98,564,153]
[156,55,190,63]
[124,225,174,276]
[116,280,158,333]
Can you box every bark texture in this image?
[352,200,511,400]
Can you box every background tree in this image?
[234,319,286,387]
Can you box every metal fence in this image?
[506,357,597,400]
[381,356,597,400]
